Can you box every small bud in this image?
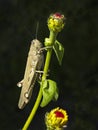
[47,13,66,33]
[45,107,68,130]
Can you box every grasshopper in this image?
[17,39,44,109]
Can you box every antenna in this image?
[35,21,39,39]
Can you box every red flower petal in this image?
[54,110,64,118]
[53,13,63,19]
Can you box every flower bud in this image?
[47,13,66,33]
[45,107,68,130]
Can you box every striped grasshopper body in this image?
[17,39,44,109]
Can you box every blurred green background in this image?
[0,0,98,130]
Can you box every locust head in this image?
[32,39,43,49]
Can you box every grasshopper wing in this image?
[18,39,44,109]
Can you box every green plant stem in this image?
[22,31,57,130]
[42,31,58,81]
[22,87,42,130]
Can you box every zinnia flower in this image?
[45,107,68,130]
[47,12,66,33]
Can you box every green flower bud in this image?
[47,13,66,33]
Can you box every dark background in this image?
[0,0,98,130]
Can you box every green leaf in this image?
[53,40,64,65]
[40,79,59,107]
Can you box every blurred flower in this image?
[47,12,66,33]
[45,107,68,130]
